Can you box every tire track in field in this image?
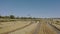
[32,22,41,34]
[48,23,60,34]
[1,21,34,34]
[32,21,58,34]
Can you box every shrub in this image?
[10,15,15,19]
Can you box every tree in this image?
[0,15,1,18]
[10,15,15,19]
[0,14,2,18]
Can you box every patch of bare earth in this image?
[38,21,57,34]
[0,21,33,34]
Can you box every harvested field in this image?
[0,19,60,34]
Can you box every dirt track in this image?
[33,20,59,34]
[0,20,60,34]
[38,23,57,34]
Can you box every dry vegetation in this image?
[0,18,60,34]
[0,18,39,34]
[51,19,60,30]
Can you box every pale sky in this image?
[0,0,60,18]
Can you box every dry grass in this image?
[0,19,60,34]
[0,20,33,34]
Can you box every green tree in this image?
[0,15,1,18]
[10,15,15,19]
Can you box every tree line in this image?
[0,15,36,19]
[0,15,15,19]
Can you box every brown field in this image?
[0,19,60,34]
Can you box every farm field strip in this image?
[33,20,58,34]
[9,22,39,34]
[0,19,60,34]
[0,21,33,34]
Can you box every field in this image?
[0,18,60,34]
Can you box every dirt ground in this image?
[0,19,60,34]
[0,20,39,34]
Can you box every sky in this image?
[0,0,60,18]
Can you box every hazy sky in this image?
[0,0,60,18]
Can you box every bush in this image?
[0,16,2,18]
[10,15,15,19]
